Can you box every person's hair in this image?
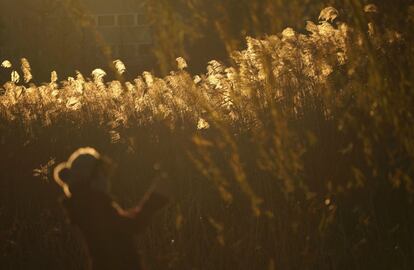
[54,147,114,197]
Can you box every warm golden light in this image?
[0,1,413,269]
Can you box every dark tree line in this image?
[144,0,413,75]
[0,0,412,81]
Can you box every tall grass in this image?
[1,4,413,270]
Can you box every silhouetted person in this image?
[53,147,169,270]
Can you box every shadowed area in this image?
[1,1,414,269]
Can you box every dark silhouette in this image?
[53,147,169,270]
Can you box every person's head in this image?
[53,147,114,197]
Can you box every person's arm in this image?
[113,192,169,233]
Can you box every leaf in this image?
[113,59,126,75]
[305,21,319,34]
[92,68,107,81]
[176,57,188,70]
[282,27,295,38]
[364,4,378,13]
[1,60,12,68]
[21,58,33,83]
[197,118,210,130]
[50,71,58,83]
[319,7,339,23]
[66,97,82,110]
[11,71,20,83]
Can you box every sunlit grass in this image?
[0,4,413,269]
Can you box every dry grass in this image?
[1,4,413,270]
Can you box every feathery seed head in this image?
[319,7,339,23]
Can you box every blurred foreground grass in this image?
[1,3,414,270]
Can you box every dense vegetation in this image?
[1,2,414,270]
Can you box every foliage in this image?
[145,0,412,74]
[1,2,414,270]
